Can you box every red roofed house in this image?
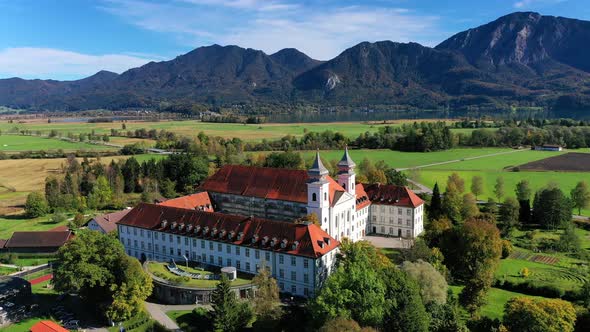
[88,209,131,234]
[30,320,69,332]
[158,192,214,212]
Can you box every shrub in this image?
[494,279,565,299]
[520,267,530,278]
[501,240,513,259]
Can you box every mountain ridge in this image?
[2,11,590,112]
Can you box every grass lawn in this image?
[0,265,17,275]
[0,119,464,142]
[147,262,253,287]
[0,135,116,152]
[1,317,50,332]
[450,286,543,320]
[0,214,71,239]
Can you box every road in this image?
[396,148,527,171]
[144,302,211,331]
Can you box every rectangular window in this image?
[155,244,159,252]
[291,256,296,266]
[218,243,222,252]
[209,242,213,250]
[406,230,411,237]
[407,209,411,216]
[235,247,240,255]
[134,240,138,248]
[218,257,222,266]
[381,226,385,233]
[389,218,394,225]
[255,250,260,259]
[279,282,284,291]
[398,209,402,215]
[245,249,250,258]
[140,229,144,237]
[201,241,205,249]
[304,259,309,269]
[127,239,131,246]
[170,248,174,255]
[154,232,158,240]
[304,288,309,296]
[177,249,181,256]
[185,237,189,246]
[291,271,296,281]
[304,273,309,283]
[291,285,296,294]
[407,220,411,226]
[226,258,231,266]
[246,262,251,271]
[279,269,284,278]
[279,255,284,264]
[398,218,402,225]
[133,228,137,235]
[209,255,214,263]
[265,252,270,261]
[236,261,241,269]
[202,253,206,262]
[226,245,231,253]
[193,239,197,247]
[162,246,166,254]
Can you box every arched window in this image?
[324,192,327,201]
[312,193,317,201]
[342,183,346,189]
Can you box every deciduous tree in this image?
[401,260,448,305]
[532,188,572,230]
[211,274,253,332]
[471,176,484,200]
[499,197,520,237]
[24,192,48,218]
[503,297,576,332]
[494,177,505,201]
[571,181,590,216]
[461,193,479,220]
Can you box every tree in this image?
[499,197,520,237]
[424,217,452,248]
[557,223,582,254]
[516,180,532,224]
[381,267,430,332]
[461,193,479,220]
[503,297,576,332]
[571,181,590,215]
[429,183,443,220]
[107,256,153,322]
[447,173,465,193]
[471,176,484,200]
[54,230,152,318]
[485,198,498,215]
[163,153,210,193]
[45,176,61,209]
[24,192,48,218]
[252,261,282,330]
[367,169,387,184]
[87,176,113,209]
[494,177,505,201]
[442,184,462,222]
[319,317,375,332]
[121,157,141,193]
[532,188,572,230]
[400,260,448,305]
[264,151,304,169]
[385,168,408,186]
[211,274,252,332]
[440,219,502,313]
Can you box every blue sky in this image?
[0,0,587,80]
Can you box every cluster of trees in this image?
[355,122,455,152]
[24,153,209,219]
[53,230,153,322]
[464,126,590,148]
[310,240,463,332]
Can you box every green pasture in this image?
[0,214,71,239]
[0,135,115,152]
[0,119,466,142]
[450,286,543,320]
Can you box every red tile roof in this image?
[49,225,69,232]
[363,183,424,208]
[355,183,371,210]
[5,231,72,249]
[30,321,69,332]
[91,209,131,233]
[159,192,214,212]
[118,203,339,258]
[200,165,346,205]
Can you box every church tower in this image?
[307,151,331,231]
[337,146,356,196]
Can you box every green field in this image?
[0,214,71,239]
[0,119,466,142]
[0,135,116,152]
[450,286,542,320]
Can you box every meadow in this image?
[0,119,470,142]
[0,135,116,152]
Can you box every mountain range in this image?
[2,11,590,113]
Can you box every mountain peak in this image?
[270,48,322,74]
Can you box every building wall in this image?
[368,204,424,238]
[118,224,338,298]
[87,220,106,234]
[209,192,307,222]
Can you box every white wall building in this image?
[117,203,339,298]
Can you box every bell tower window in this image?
[312,193,317,202]
[324,192,327,201]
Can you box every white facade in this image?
[118,224,338,298]
[369,204,424,238]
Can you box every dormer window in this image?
[263,236,269,245]
[195,225,201,234]
[237,232,244,240]
[204,226,209,235]
[161,220,168,228]
[171,221,177,230]
[187,225,193,232]
[292,241,299,251]
[220,230,226,238]
[252,234,259,244]
[178,223,185,231]
[280,239,288,249]
[229,231,235,240]
[270,237,277,247]
[324,237,331,245]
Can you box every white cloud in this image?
[0,47,155,80]
[101,0,443,60]
[514,0,566,8]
